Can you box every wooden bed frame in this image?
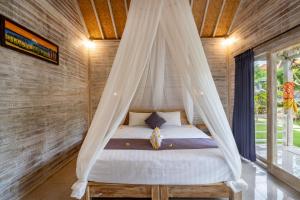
[85,182,242,200]
[84,110,242,200]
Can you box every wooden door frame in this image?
[253,50,300,193]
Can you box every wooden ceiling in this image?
[77,0,240,40]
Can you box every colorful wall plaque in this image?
[0,15,59,65]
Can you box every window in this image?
[254,58,267,161]
[252,29,300,191]
[274,47,300,178]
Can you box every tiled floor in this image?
[256,144,300,178]
[22,159,300,200]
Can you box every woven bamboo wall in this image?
[227,0,300,123]
[0,0,89,199]
[89,38,229,124]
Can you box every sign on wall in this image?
[0,15,59,65]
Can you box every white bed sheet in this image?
[88,125,234,185]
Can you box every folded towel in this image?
[150,127,163,149]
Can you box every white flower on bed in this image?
[150,127,163,150]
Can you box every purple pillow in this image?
[145,112,166,129]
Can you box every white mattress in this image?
[88,125,234,185]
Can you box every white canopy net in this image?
[71,0,246,198]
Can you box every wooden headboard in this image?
[123,109,189,125]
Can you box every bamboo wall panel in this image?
[110,0,127,38]
[227,0,300,123]
[89,39,229,124]
[192,0,208,32]
[0,0,89,199]
[201,0,223,37]
[94,0,116,39]
[78,0,240,39]
[214,0,240,37]
[78,0,102,38]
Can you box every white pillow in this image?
[129,112,151,126]
[157,111,181,126]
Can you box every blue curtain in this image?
[233,49,256,161]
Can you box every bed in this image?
[84,111,242,200]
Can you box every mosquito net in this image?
[71,0,246,198]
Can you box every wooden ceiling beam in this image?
[201,0,223,37]
[200,0,209,36]
[124,0,128,16]
[126,0,131,12]
[77,0,102,39]
[74,0,89,37]
[79,0,240,39]
[107,0,118,39]
[94,0,117,39]
[192,0,208,35]
[190,0,194,7]
[91,0,104,39]
[213,0,226,37]
[214,0,240,37]
[227,0,241,35]
[111,0,127,38]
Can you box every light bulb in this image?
[222,37,236,46]
[83,39,95,48]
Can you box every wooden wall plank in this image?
[214,0,240,37]
[89,41,119,120]
[48,0,86,32]
[202,38,229,121]
[78,0,102,38]
[227,0,300,123]
[94,0,116,39]
[0,0,89,199]
[201,0,223,37]
[110,0,127,38]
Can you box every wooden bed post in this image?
[229,190,242,200]
[84,185,90,200]
[151,185,160,200]
[160,185,169,200]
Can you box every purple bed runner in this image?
[104,138,218,150]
